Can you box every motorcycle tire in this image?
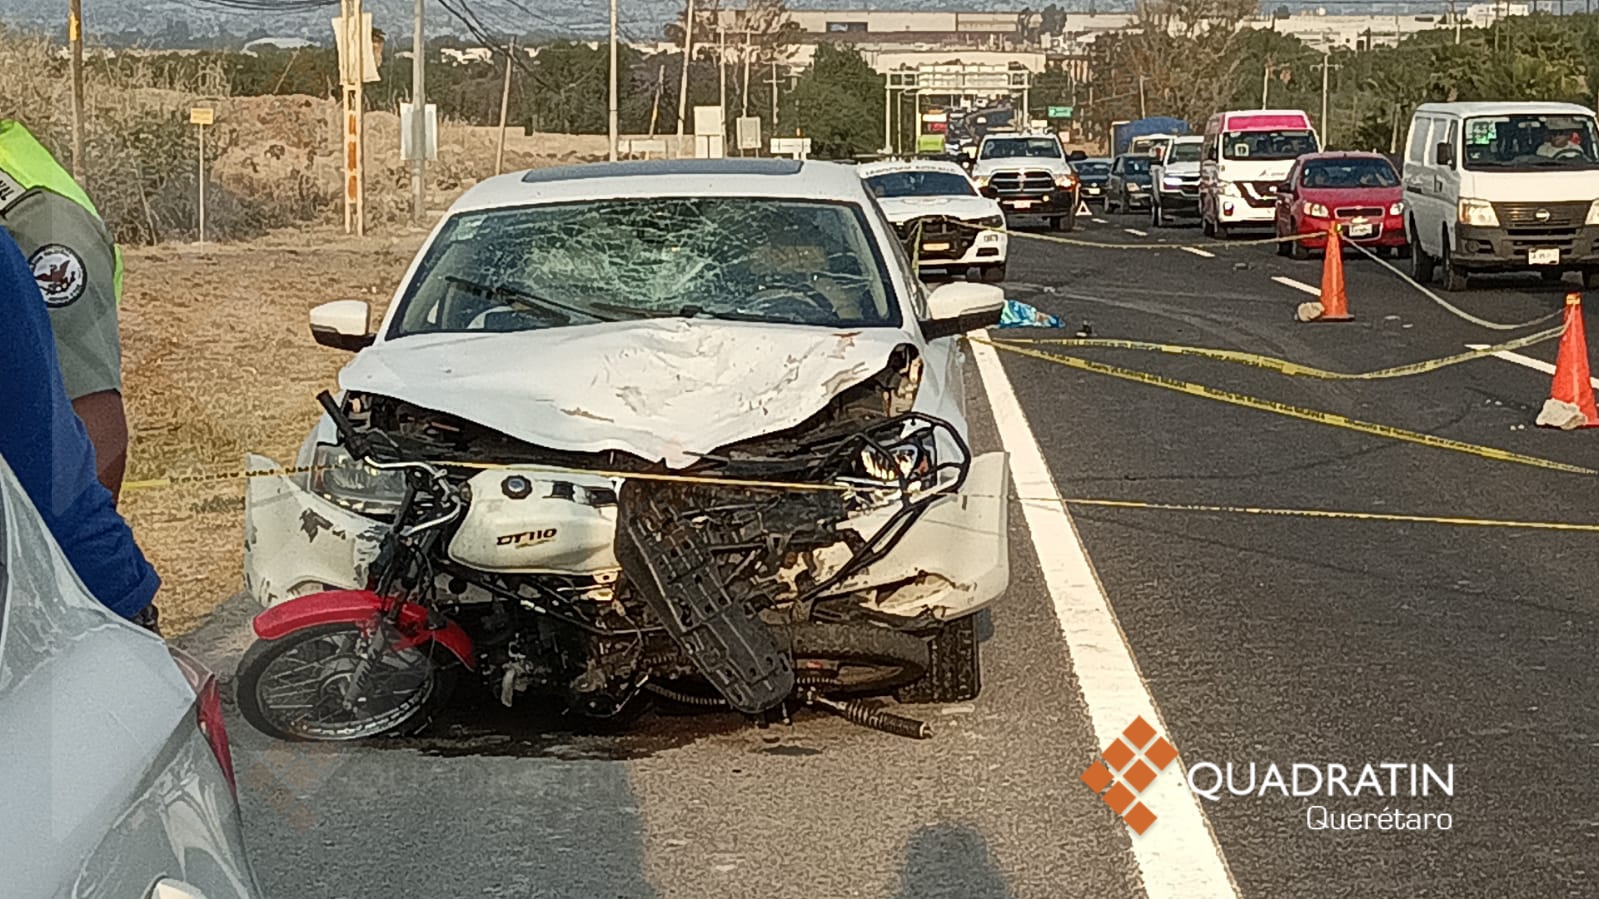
[783,622,930,696]
[236,622,459,742]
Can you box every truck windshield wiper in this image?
[445,275,613,323]
[586,301,774,324]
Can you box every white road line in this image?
[968,335,1240,899]
[1125,228,1149,237]
[1180,247,1216,259]
[1092,217,1109,224]
[1465,343,1599,388]
[1271,275,1321,297]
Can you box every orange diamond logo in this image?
[1079,717,1180,835]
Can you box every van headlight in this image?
[1458,198,1499,227]
[1586,200,1599,225]
[311,444,407,516]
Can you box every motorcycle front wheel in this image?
[236,621,457,741]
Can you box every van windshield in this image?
[1462,114,1599,171]
[1222,129,1316,161]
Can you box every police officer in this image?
[0,118,156,630]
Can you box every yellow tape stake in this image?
[997,325,1565,381]
[1058,497,1599,533]
[974,336,1597,477]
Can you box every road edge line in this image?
[967,332,1241,899]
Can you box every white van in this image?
[1403,101,1599,291]
[1200,109,1320,237]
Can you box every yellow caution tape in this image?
[953,220,1325,252]
[1056,497,1599,533]
[125,458,855,494]
[973,336,1596,477]
[996,325,1565,381]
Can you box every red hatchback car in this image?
[1275,151,1409,259]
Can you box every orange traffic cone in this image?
[1315,224,1353,322]
[1535,292,1599,430]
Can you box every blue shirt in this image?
[0,231,158,619]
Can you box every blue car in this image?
[1074,157,1112,206]
[1105,154,1156,214]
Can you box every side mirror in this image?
[1434,142,1453,166]
[310,299,375,351]
[921,281,1005,340]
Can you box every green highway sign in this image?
[1047,106,1074,119]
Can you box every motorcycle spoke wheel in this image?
[240,622,448,741]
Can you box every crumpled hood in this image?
[875,195,1000,224]
[340,319,912,469]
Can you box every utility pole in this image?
[1261,57,1272,108]
[769,59,779,131]
[68,0,84,177]
[741,28,753,118]
[410,0,426,223]
[494,40,514,175]
[718,22,728,149]
[675,0,694,156]
[1315,46,1341,147]
[1138,75,1146,118]
[608,0,618,161]
[649,64,665,137]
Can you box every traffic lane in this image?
[1001,230,1599,491]
[999,243,1599,896]
[617,366,1142,899]
[177,367,1143,899]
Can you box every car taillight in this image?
[168,645,238,798]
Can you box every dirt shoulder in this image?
[119,226,427,636]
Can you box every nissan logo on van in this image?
[1535,208,1551,222]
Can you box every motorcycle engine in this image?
[447,468,622,575]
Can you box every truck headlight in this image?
[1458,198,1499,227]
[1053,173,1076,188]
[1162,175,1183,188]
[1127,182,1143,191]
[311,443,407,516]
[1389,201,1405,216]
[977,213,1006,229]
[852,431,939,492]
[974,175,990,188]
[1586,200,1599,225]
[1304,201,1330,218]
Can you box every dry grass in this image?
[118,227,428,636]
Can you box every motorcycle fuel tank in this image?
[447,468,621,575]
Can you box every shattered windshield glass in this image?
[390,198,900,336]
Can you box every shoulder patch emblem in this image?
[29,243,87,308]
[0,169,24,213]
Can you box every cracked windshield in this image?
[392,197,897,334]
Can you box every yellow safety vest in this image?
[0,120,124,301]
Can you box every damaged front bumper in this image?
[241,449,1011,619]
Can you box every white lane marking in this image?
[1271,275,1321,297]
[1125,228,1149,237]
[1092,217,1109,224]
[1465,343,1599,388]
[968,335,1240,899]
[1181,247,1216,259]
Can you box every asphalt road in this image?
[179,208,1599,898]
